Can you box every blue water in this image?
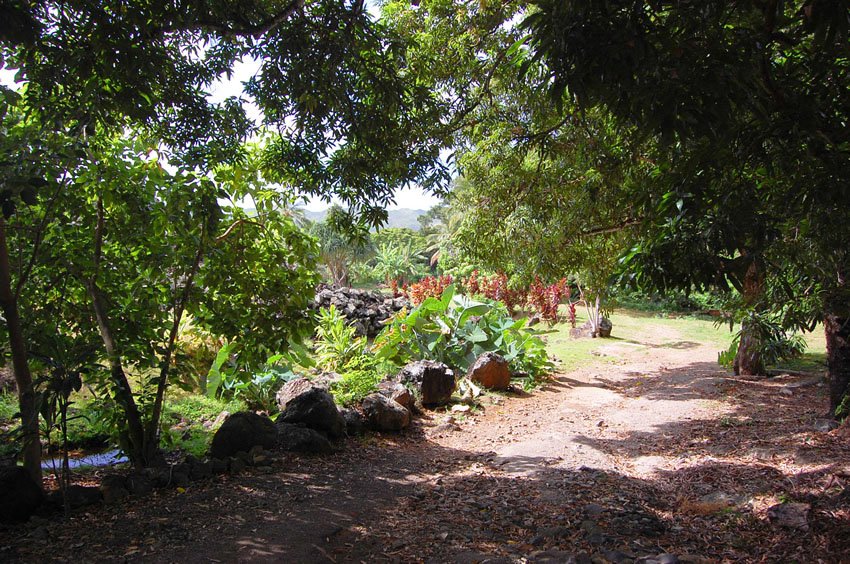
[41,449,129,470]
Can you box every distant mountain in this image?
[303,208,428,231]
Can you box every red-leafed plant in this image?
[389,279,401,298]
[463,269,481,297]
[527,276,570,324]
[399,274,454,305]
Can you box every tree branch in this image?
[160,0,305,39]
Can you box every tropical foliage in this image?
[374,285,553,383]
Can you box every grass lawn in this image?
[541,307,825,375]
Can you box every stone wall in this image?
[312,285,409,337]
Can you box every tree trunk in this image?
[824,265,850,418]
[734,316,766,376]
[734,257,766,376]
[825,313,850,418]
[0,219,42,486]
[86,196,147,466]
[143,233,205,465]
[86,280,147,468]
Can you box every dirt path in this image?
[2,321,849,562]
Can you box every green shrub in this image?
[374,285,553,384]
[330,355,399,407]
[165,395,246,423]
[611,287,727,313]
[314,305,367,372]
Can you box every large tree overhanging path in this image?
[2,317,846,561]
[519,0,850,409]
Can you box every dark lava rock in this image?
[378,380,415,412]
[126,472,154,496]
[229,457,247,474]
[767,502,810,531]
[813,418,839,433]
[47,485,102,509]
[398,360,455,406]
[0,466,44,522]
[209,411,278,459]
[362,393,411,431]
[100,474,129,504]
[313,286,409,337]
[210,458,229,475]
[340,407,366,436]
[277,422,333,454]
[277,378,345,439]
[189,460,213,481]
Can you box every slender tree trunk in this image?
[143,234,206,464]
[825,268,850,417]
[86,281,146,467]
[86,196,146,466]
[734,257,766,376]
[0,219,42,486]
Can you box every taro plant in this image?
[220,354,302,412]
[206,341,313,413]
[374,285,553,383]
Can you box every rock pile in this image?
[313,285,409,337]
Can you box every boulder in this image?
[362,393,411,432]
[467,352,511,390]
[340,407,367,436]
[570,321,595,339]
[570,318,612,339]
[100,474,129,504]
[125,472,154,496]
[143,467,173,489]
[378,380,415,412]
[391,387,415,412]
[598,317,613,338]
[166,463,192,487]
[277,422,333,454]
[0,467,43,522]
[210,458,229,475]
[47,485,102,509]
[398,360,456,406]
[277,378,345,439]
[189,459,213,481]
[767,502,810,531]
[209,411,278,459]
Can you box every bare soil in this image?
[2,320,849,563]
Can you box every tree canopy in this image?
[521,0,850,400]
